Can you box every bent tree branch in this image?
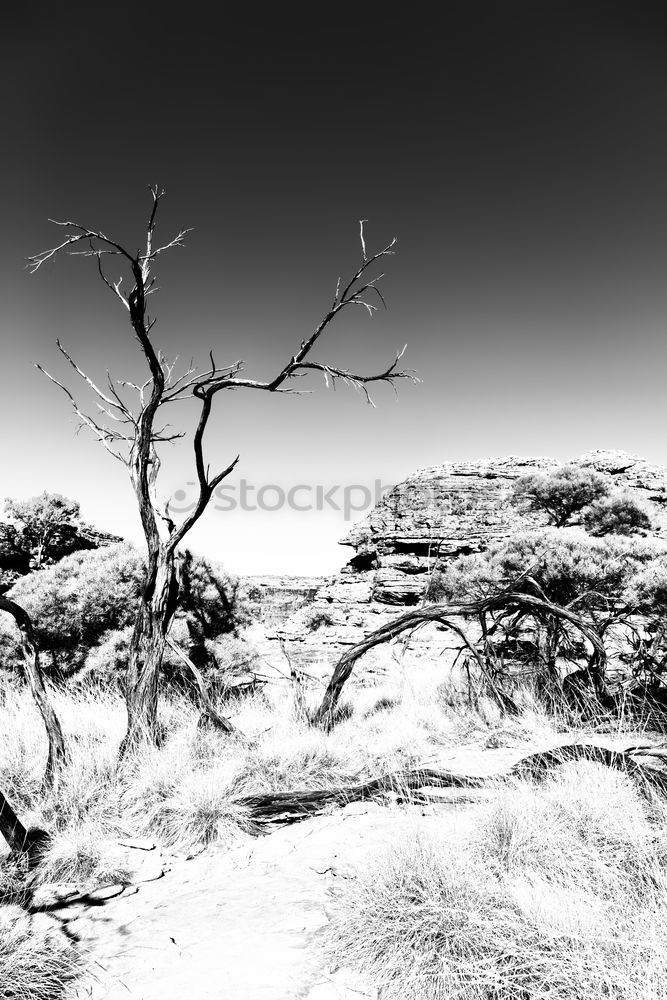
[0,597,67,785]
[312,591,609,729]
[165,636,238,735]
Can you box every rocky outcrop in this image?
[261,451,667,675]
[78,524,125,549]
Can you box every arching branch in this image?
[0,597,68,786]
[312,591,609,729]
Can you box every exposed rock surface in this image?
[259,451,667,676]
[243,575,324,627]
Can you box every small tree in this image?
[31,188,416,752]
[4,492,82,570]
[511,465,611,527]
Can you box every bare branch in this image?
[359,219,368,262]
[35,364,128,464]
[293,344,419,406]
[55,340,133,419]
[27,220,133,274]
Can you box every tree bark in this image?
[0,787,29,853]
[0,597,67,785]
[120,549,178,754]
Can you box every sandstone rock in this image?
[257,451,667,678]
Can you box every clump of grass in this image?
[239,727,359,794]
[306,609,336,632]
[144,767,254,848]
[0,905,83,999]
[326,761,667,999]
[37,821,134,889]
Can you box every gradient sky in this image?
[3,3,667,574]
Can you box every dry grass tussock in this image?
[326,760,667,1000]
[0,904,82,1000]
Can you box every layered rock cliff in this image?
[261,450,667,675]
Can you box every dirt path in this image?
[54,736,646,1000]
[69,802,454,1000]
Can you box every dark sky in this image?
[3,3,667,572]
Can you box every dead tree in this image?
[30,188,416,754]
[0,597,67,785]
[312,591,609,729]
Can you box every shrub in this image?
[441,528,662,610]
[5,543,145,675]
[306,608,335,632]
[1,545,249,682]
[583,491,653,536]
[178,549,250,643]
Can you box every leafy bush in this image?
[5,543,144,675]
[178,549,251,643]
[622,555,667,613]
[426,554,504,604]
[1,544,248,682]
[440,528,661,610]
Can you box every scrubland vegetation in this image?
[4,465,667,998]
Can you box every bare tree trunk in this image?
[0,787,51,869]
[120,551,179,754]
[0,787,29,853]
[0,597,67,785]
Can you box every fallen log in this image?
[232,743,667,828]
[235,767,484,825]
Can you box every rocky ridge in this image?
[260,451,667,675]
